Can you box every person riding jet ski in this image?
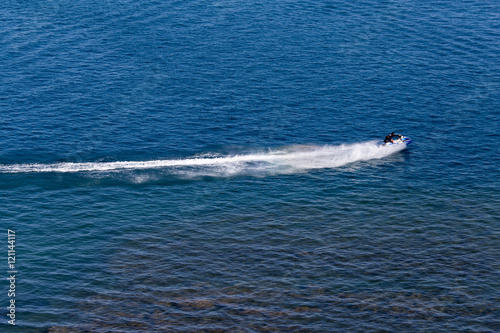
[384,132,402,144]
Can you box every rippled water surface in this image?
[1,0,499,332]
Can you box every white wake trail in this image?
[0,141,406,175]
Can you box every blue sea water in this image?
[1,0,499,331]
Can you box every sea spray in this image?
[0,141,407,176]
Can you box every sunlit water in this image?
[1,0,499,332]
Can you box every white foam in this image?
[0,141,406,175]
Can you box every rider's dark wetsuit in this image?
[384,135,393,143]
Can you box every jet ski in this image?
[381,134,412,146]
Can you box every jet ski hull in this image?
[381,136,412,146]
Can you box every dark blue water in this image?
[1,1,499,332]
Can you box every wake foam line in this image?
[0,141,406,174]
